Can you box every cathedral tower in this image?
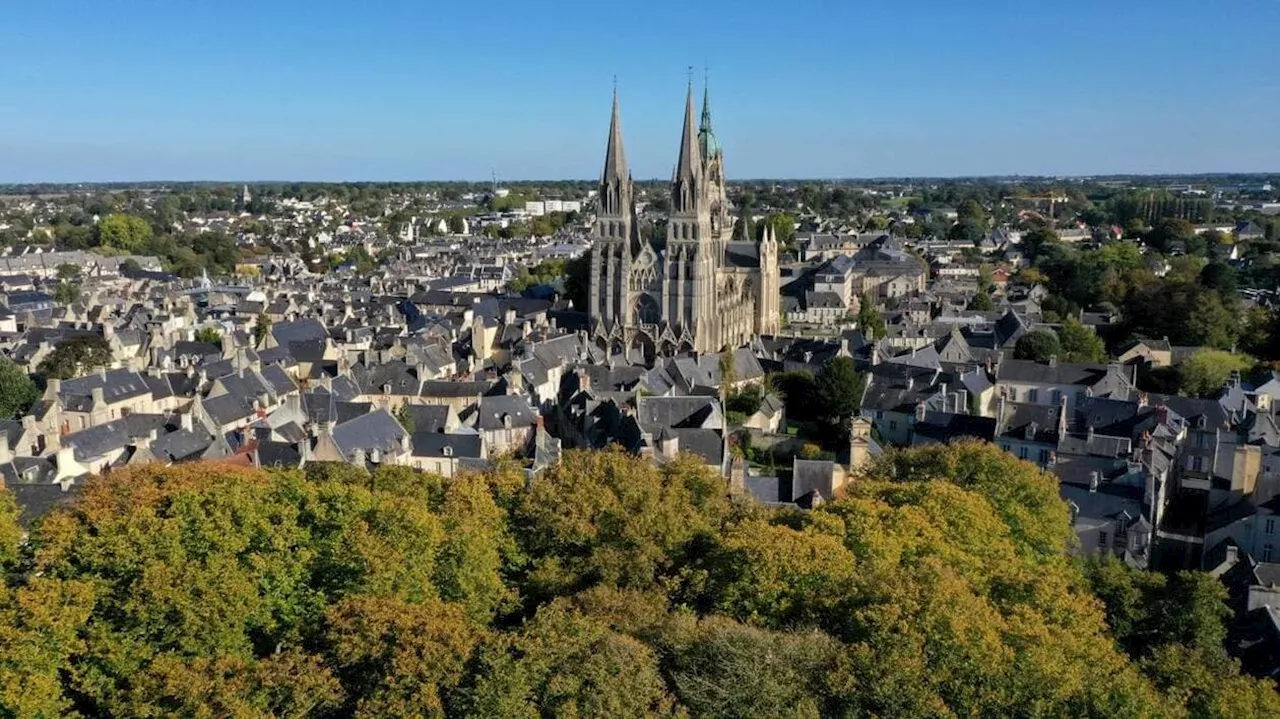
[756,223,782,335]
[588,90,637,336]
[665,81,718,352]
[698,83,731,245]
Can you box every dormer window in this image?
[442,445,454,457]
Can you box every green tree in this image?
[814,356,864,429]
[768,370,818,423]
[252,312,272,348]
[0,358,38,419]
[1058,316,1107,363]
[36,335,112,379]
[96,213,153,253]
[1178,349,1253,397]
[193,326,222,345]
[53,281,79,305]
[464,604,681,718]
[967,291,995,311]
[55,263,80,280]
[392,402,415,433]
[1014,329,1062,362]
[856,294,886,339]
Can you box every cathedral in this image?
[588,82,781,362]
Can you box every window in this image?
[1115,524,1127,549]
[1267,518,1276,535]
[1099,530,1108,550]
[1019,446,1028,460]
[1265,544,1274,562]
[1038,449,1051,465]
[1028,388,1039,403]
[889,420,898,431]
[1192,456,1204,472]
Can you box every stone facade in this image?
[589,84,780,360]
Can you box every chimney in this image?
[1089,471,1100,493]
[0,436,10,464]
[91,387,105,408]
[180,412,193,432]
[351,447,366,466]
[1048,355,1057,368]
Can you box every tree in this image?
[967,291,995,311]
[1199,260,1238,297]
[96,213,152,253]
[325,596,476,717]
[0,358,37,419]
[463,605,681,718]
[392,402,415,433]
[768,370,818,423]
[1178,349,1253,398]
[1021,227,1059,262]
[252,312,272,348]
[1058,316,1107,363]
[1145,217,1195,254]
[1014,329,1062,362]
[55,263,80,281]
[53,281,80,305]
[856,293,886,339]
[813,356,864,429]
[36,335,111,379]
[193,326,222,345]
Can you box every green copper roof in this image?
[698,84,721,159]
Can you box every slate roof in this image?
[331,409,408,459]
[150,427,217,462]
[661,427,724,466]
[403,404,453,434]
[410,432,484,459]
[912,411,996,443]
[59,368,151,410]
[635,396,721,434]
[420,380,494,398]
[996,359,1120,387]
[469,395,538,431]
[62,414,168,462]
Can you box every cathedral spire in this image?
[672,77,702,212]
[698,74,720,159]
[601,87,628,186]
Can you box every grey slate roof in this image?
[331,409,408,459]
[410,432,483,459]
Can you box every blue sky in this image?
[1,0,1277,181]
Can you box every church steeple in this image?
[699,79,721,159]
[600,88,630,216]
[672,80,703,214]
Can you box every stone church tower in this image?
[588,82,780,362]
